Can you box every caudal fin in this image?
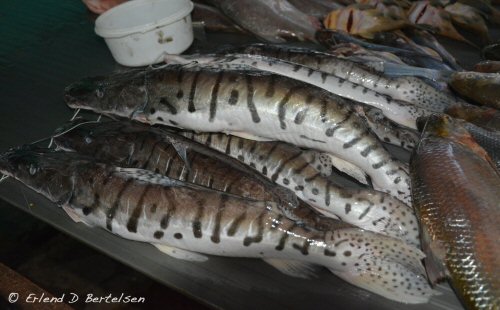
[324,228,435,304]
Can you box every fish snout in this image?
[64,76,106,108]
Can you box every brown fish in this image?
[449,72,500,110]
[445,104,500,132]
[411,114,500,309]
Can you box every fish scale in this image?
[165,54,431,129]
[65,66,412,204]
[411,115,500,309]
[0,147,434,304]
[180,131,419,246]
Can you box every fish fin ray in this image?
[263,259,321,279]
[153,244,208,262]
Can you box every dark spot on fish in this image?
[345,203,351,214]
[192,221,202,238]
[154,231,164,239]
[82,207,92,216]
[295,185,304,191]
[150,108,156,114]
[324,249,336,256]
[176,89,184,99]
[312,188,319,195]
[237,155,244,161]
[282,178,290,185]
[174,233,183,239]
[344,251,351,257]
[159,97,177,114]
[262,166,267,175]
[169,120,178,126]
[157,117,164,122]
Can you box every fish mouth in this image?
[63,76,106,108]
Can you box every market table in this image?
[1,1,495,309]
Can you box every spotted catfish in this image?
[64,65,412,204]
[179,131,420,246]
[165,54,431,129]
[54,120,342,232]
[218,44,459,113]
[0,147,434,304]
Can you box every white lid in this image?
[95,0,194,38]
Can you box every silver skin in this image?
[165,54,434,129]
[64,65,413,204]
[179,131,420,246]
[0,147,434,304]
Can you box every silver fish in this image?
[179,131,419,246]
[64,65,412,204]
[165,53,435,128]
[0,147,434,304]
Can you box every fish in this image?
[316,29,455,70]
[411,114,500,309]
[356,0,411,10]
[445,105,500,132]
[474,60,500,73]
[178,131,420,246]
[192,3,246,34]
[370,31,442,61]
[53,120,419,245]
[408,1,473,45]
[449,72,500,110]
[459,120,500,171]
[53,119,348,232]
[203,0,320,43]
[403,28,462,71]
[444,2,490,45]
[287,0,344,19]
[0,147,434,304]
[169,53,460,124]
[354,105,419,151]
[64,65,413,204]
[482,42,500,61]
[324,4,407,39]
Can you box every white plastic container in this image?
[95,0,194,67]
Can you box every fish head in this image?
[0,147,76,203]
[53,120,136,163]
[64,69,149,118]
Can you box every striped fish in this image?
[179,131,420,246]
[0,147,434,304]
[164,54,431,129]
[64,66,412,204]
[354,105,419,151]
[53,120,419,246]
[54,120,343,231]
[218,44,459,111]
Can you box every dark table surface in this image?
[1,1,497,309]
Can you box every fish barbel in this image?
[64,66,412,204]
[53,120,419,245]
[53,120,344,232]
[165,54,432,129]
[411,115,500,309]
[217,44,459,113]
[0,147,433,303]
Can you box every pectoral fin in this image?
[263,258,321,279]
[153,244,209,262]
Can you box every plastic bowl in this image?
[95,0,194,67]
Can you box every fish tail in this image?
[324,228,434,303]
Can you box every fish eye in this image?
[29,164,38,175]
[84,136,93,144]
[95,87,104,98]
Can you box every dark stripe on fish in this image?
[159,97,177,115]
[243,209,267,246]
[227,211,247,236]
[209,71,224,122]
[126,184,152,233]
[106,179,133,231]
[192,198,205,238]
[211,195,228,243]
[271,151,303,182]
[188,71,202,113]
[245,75,260,123]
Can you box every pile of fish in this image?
[3,1,500,308]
